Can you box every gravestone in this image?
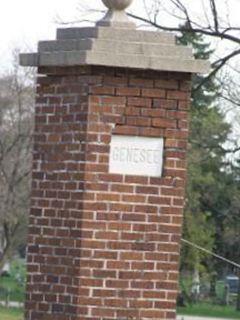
[20,1,209,319]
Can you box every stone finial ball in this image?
[102,0,134,10]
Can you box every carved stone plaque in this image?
[109,135,164,177]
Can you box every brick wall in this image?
[26,65,191,320]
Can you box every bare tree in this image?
[128,1,240,81]
[72,0,240,109]
[0,52,34,271]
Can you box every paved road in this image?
[177,316,232,320]
[0,300,23,308]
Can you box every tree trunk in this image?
[0,242,11,274]
[210,272,217,297]
[223,284,229,305]
[191,267,200,303]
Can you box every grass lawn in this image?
[0,277,25,302]
[178,303,240,319]
[1,303,240,320]
[0,306,23,320]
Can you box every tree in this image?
[0,55,34,271]
[178,24,233,296]
[129,1,240,71]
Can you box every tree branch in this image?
[127,13,240,44]
[193,48,240,93]
[210,0,219,32]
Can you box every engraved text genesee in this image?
[112,146,159,164]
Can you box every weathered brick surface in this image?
[26,66,191,320]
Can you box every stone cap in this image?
[19,0,209,74]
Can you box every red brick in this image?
[113,125,139,135]
[103,76,127,86]
[107,261,130,269]
[122,194,146,203]
[90,86,114,95]
[153,98,177,109]
[179,99,191,110]
[125,106,141,116]
[165,129,189,139]
[180,80,191,91]
[139,127,164,137]
[95,231,118,240]
[108,222,131,231]
[116,87,140,96]
[96,193,120,201]
[93,251,118,260]
[141,108,166,118]
[129,78,154,87]
[156,281,178,290]
[109,202,133,212]
[178,119,189,129]
[136,186,159,194]
[155,79,179,89]
[142,88,166,98]
[167,89,190,100]
[127,97,152,107]
[167,110,188,120]
[101,96,126,105]
[105,298,128,307]
[93,289,116,297]
[26,66,191,320]
[140,310,165,318]
[106,280,129,288]
[155,300,176,309]
[120,252,143,260]
[126,116,151,127]
[152,118,177,128]
[98,173,123,183]
[124,175,148,184]
[149,196,171,205]
[134,204,158,213]
[111,184,133,193]
[143,291,166,299]
[92,308,115,317]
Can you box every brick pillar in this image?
[25,66,190,320]
[20,1,209,319]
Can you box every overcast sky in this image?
[0,0,81,71]
[0,0,239,73]
[0,0,147,72]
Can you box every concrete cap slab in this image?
[20,49,209,74]
[20,3,210,74]
[56,27,176,44]
[38,39,193,58]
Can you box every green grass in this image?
[0,306,23,320]
[1,302,240,320]
[178,303,240,319]
[0,277,25,302]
